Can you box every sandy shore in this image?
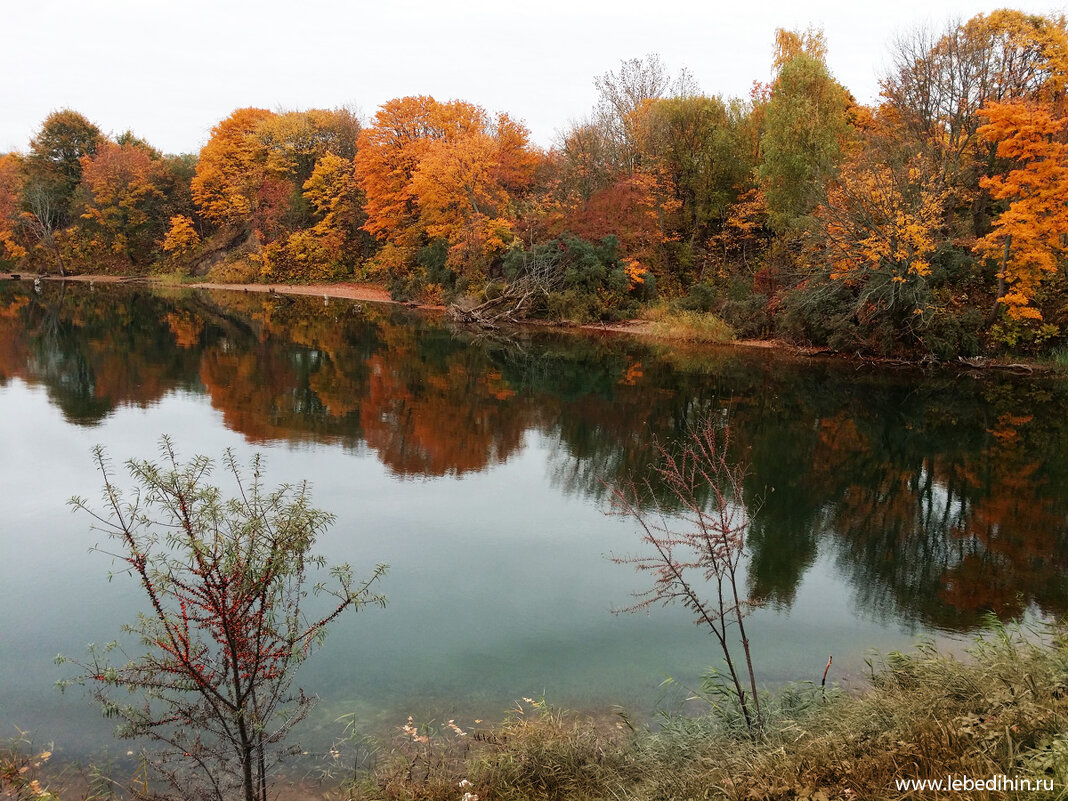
[187,280,396,304]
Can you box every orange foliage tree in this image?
[193,107,365,276]
[973,100,1068,322]
[883,10,1068,238]
[0,155,27,264]
[191,108,275,229]
[354,96,539,292]
[72,141,170,269]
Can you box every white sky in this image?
[2,0,1062,156]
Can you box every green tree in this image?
[23,109,103,220]
[19,110,103,273]
[63,439,387,801]
[635,94,751,279]
[760,47,851,232]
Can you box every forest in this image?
[2,10,1067,359]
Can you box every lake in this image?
[1,280,1066,765]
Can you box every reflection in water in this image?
[1,281,1067,632]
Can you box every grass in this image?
[348,622,1068,801]
[641,305,735,344]
[1044,347,1068,372]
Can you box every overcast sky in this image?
[2,0,1061,155]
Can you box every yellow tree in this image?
[163,214,201,259]
[255,108,361,186]
[974,100,1068,321]
[302,151,361,233]
[819,160,945,286]
[261,152,365,281]
[808,104,950,349]
[191,108,275,227]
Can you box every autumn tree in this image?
[974,100,1068,323]
[0,155,27,266]
[567,172,669,280]
[554,121,616,204]
[17,110,103,273]
[254,108,363,233]
[22,109,103,222]
[883,11,1068,237]
[71,140,170,269]
[593,54,673,171]
[811,151,948,349]
[64,439,387,801]
[257,109,361,182]
[355,97,484,246]
[191,108,275,230]
[163,214,201,260]
[260,150,369,281]
[631,95,753,284]
[771,27,828,74]
[411,113,537,278]
[708,188,770,273]
[355,96,539,295]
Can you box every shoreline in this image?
[9,272,1052,372]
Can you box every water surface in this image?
[1,281,1065,761]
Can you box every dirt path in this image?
[186,280,396,304]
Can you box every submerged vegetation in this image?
[4,9,1068,357]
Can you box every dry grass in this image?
[641,306,735,344]
[205,257,261,284]
[643,626,1068,800]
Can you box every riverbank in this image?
[12,623,1065,800]
[10,273,1057,372]
[349,624,1068,800]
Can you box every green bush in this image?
[678,282,718,313]
[920,307,984,360]
[503,234,647,323]
[720,293,771,338]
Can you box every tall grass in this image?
[642,306,735,344]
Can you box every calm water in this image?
[1,281,1066,762]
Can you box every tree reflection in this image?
[1,282,1067,631]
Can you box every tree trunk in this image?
[986,234,1011,326]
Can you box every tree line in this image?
[2,10,1067,357]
